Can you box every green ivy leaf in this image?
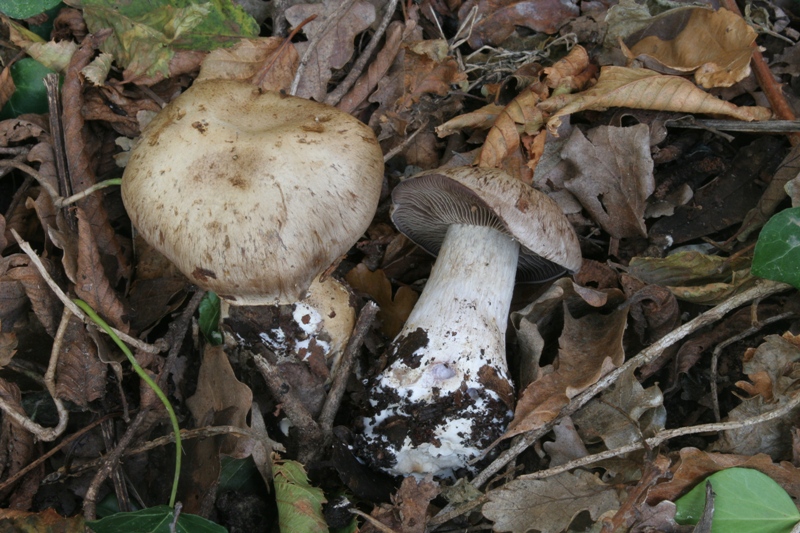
[0,58,56,119]
[88,506,227,533]
[273,459,327,533]
[198,291,223,346]
[674,468,800,533]
[752,207,800,289]
[0,0,62,19]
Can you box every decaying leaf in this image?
[459,0,580,48]
[503,281,628,440]
[623,8,755,88]
[483,470,621,533]
[55,315,107,407]
[285,0,375,101]
[196,37,299,92]
[345,263,418,338]
[542,417,589,467]
[364,476,439,533]
[573,365,666,450]
[544,66,772,132]
[561,124,655,238]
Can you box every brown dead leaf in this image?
[503,284,628,440]
[74,209,130,333]
[5,256,63,337]
[0,65,15,111]
[478,88,543,169]
[345,263,418,338]
[572,365,665,449]
[55,315,107,407]
[561,124,654,238]
[0,377,35,500]
[647,447,800,503]
[363,476,439,533]
[285,0,375,101]
[483,470,620,533]
[337,19,415,113]
[542,417,588,467]
[542,44,591,90]
[459,0,580,48]
[435,103,504,138]
[0,115,48,146]
[197,37,298,92]
[544,66,772,133]
[623,8,755,89]
[0,507,84,531]
[183,344,254,514]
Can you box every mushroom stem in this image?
[359,223,519,477]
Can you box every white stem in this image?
[359,224,520,477]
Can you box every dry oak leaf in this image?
[502,286,628,441]
[622,8,756,89]
[197,37,299,92]
[285,0,375,101]
[544,66,772,132]
[483,470,621,533]
[459,0,580,48]
[561,124,655,239]
[363,475,439,533]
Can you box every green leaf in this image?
[273,459,328,533]
[0,0,62,19]
[0,58,56,119]
[674,468,800,533]
[752,207,800,289]
[218,456,262,493]
[88,506,227,533]
[199,291,223,346]
[72,0,259,80]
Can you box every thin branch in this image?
[290,0,357,96]
[11,229,165,354]
[319,301,379,433]
[55,178,121,208]
[325,0,399,107]
[384,120,430,163]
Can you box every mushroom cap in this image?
[122,79,384,305]
[391,166,582,282]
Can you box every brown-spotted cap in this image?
[122,79,384,305]
[391,166,582,282]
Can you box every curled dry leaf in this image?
[544,66,772,133]
[435,103,504,138]
[483,470,620,533]
[542,44,591,90]
[364,475,439,533]
[622,8,756,89]
[561,124,655,239]
[477,89,543,169]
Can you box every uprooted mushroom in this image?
[121,79,384,431]
[357,166,582,477]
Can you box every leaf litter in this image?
[1,0,800,532]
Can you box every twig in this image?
[669,118,800,133]
[0,160,60,199]
[325,0,399,107]
[83,410,147,520]
[319,301,379,433]
[11,229,164,355]
[429,279,794,526]
[254,14,317,88]
[350,509,400,533]
[55,178,121,208]
[63,425,284,477]
[45,73,72,201]
[383,120,430,163]
[158,289,205,392]
[0,307,70,442]
[290,0,357,96]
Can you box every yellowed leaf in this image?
[0,66,15,112]
[623,8,756,88]
[544,66,772,133]
[542,44,591,89]
[345,264,418,338]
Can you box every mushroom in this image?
[121,79,384,307]
[357,166,581,477]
